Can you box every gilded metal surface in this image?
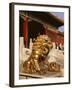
[23,35,60,75]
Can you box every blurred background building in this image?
[19,11,64,50]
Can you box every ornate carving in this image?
[23,35,60,75]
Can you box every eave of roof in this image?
[47,12,64,27]
[20,11,64,27]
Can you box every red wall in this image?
[45,29,64,45]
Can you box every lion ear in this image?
[48,43,53,50]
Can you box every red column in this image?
[23,16,28,48]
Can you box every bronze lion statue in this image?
[23,35,60,75]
